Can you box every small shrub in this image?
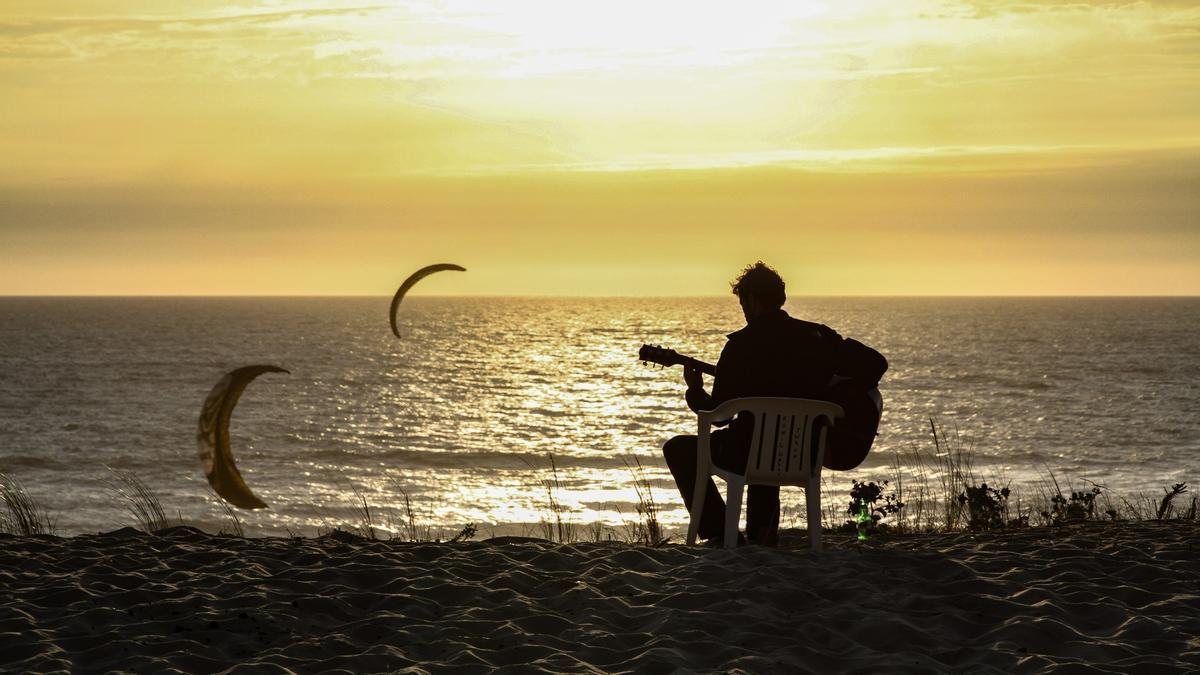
[1042,485,1102,525]
[448,523,477,543]
[845,480,904,538]
[957,483,1021,531]
[1156,483,1187,520]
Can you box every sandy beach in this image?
[1,522,1196,673]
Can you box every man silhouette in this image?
[662,261,885,546]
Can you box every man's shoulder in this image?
[783,316,841,342]
[726,312,841,342]
[787,316,834,333]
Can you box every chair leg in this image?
[687,462,710,546]
[807,477,822,551]
[687,487,705,546]
[725,478,745,549]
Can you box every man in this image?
[662,261,886,546]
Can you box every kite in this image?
[196,365,288,509]
[389,263,466,338]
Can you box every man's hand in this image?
[682,364,704,390]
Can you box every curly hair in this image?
[730,261,786,308]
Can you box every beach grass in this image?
[541,453,576,543]
[311,480,478,543]
[106,468,172,533]
[2,425,1194,543]
[621,454,669,546]
[384,479,440,542]
[836,417,1195,537]
[208,487,245,537]
[0,472,57,536]
[347,482,380,541]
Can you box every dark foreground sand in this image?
[1,522,1197,673]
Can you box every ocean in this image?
[1,296,1197,537]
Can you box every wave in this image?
[0,454,65,470]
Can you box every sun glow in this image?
[439,0,836,73]
[1,0,1198,295]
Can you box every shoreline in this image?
[2,521,1196,672]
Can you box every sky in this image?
[1,0,1197,295]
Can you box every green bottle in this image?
[855,500,872,541]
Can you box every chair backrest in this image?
[702,397,844,486]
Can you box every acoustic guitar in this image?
[638,344,882,471]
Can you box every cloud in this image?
[1,0,1196,176]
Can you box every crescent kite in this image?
[389,263,466,338]
[196,365,289,509]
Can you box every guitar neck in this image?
[638,344,717,376]
[680,356,717,377]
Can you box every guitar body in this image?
[823,380,883,471]
[639,343,884,471]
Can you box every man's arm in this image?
[686,341,750,415]
[683,365,712,413]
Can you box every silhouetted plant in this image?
[1156,483,1188,520]
[448,523,477,543]
[1042,485,1102,525]
[844,480,904,535]
[957,483,1021,531]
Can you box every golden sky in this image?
[2,0,1197,295]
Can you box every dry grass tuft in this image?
[622,455,669,547]
[535,453,575,544]
[0,472,57,536]
[347,482,379,541]
[205,487,245,537]
[107,468,171,533]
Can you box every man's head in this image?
[730,261,785,320]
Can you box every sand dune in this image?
[1,522,1197,673]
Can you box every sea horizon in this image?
[3,293,1198,299]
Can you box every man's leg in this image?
[745,486,780,546]
[662,435,726,541]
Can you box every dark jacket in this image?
[686,309,886,438]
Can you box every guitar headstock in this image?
[638,344,683,368]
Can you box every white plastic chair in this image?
[687,397,844,550]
